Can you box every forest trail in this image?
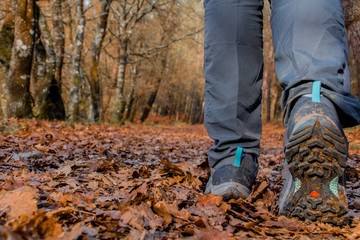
[0,119,359,239]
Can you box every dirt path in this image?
[0,119,359,239]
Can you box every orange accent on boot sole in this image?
[310,191,319,197]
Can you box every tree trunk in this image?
[271,84,282,121]
[89,0,112,122]
[68,0,85,122]
[0,0,15,116]
[52,0,65,90]
[140,56,168,122]
[124,66,138,121]
[341,0,360,97]
[33,6,65,120]
[263,70,271,122]
[112,40,128,123]
[0,0,14,68]
[102,49,120,118]
[130,97,139,122]
[7,0,35,118]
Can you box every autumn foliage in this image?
[0,119,359,239]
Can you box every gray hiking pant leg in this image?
[271,0,360,127]
[204,0,264,167]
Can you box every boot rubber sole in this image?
[282,114,348,226]
[205,181,251,200]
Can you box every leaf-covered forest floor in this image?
[0,119,359,239]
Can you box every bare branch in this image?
[86,12,109,21]
[84,3,95,13]
[128,28,203,58]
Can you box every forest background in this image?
[0,0,359,125]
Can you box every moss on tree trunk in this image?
[7,0,35,118]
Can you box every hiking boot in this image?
[205,148,258,200]
[279,93,349,226]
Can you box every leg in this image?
[271,0,360,126]
[272,0,360,225]
[204,0,263,199]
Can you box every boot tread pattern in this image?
[283,117,348,226]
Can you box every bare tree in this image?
[89,0,112,122]
[0,0,205,123]
[68,0,85,122]
[111,0,176,123]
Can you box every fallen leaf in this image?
[120,203,163,232]
[0,187,38,219]
[187,228,232,240]
[153,201,173,226]
[197,194,223,207]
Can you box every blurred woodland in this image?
[0,0,359,124]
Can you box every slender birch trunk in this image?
[112,40,128,123]
[68,0,85,122]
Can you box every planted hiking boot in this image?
[205,149,258,200]
[279,93,349,226]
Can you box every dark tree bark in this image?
[32,6,65,120]
[130,97,139,122]
[140,55,168,122]
[124,66,138,121]
[89,0,112,122]
[341,0,360,96]
[52,0,65,90]
[0,0,15,116]
[7,0,35,118]
[0,0,14,68]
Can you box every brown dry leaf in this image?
[1,120,359,239]
[0,186,38,219]
[346,220,360,239]
[34,144,49,153]
[120,203,164,232]
[124,229,146,240]
[187,228,233,240]
[38,217,64,239]
[94,209,122,219]
[57,193,81,206]
[247,180,268,202]
[153,201,173,226]
[56,163,74,177]
[159,159,186,176]
[46,207,77,219]
[197,194,223,207]
[264,216,316,232]
[56,223,83,240]
[220,203,231,212]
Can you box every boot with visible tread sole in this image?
[281,114,349,226]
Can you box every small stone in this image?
[353,199,360,210]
